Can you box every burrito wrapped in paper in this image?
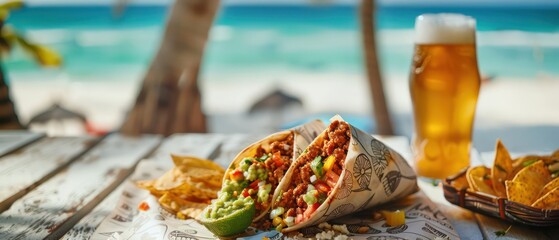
[200,120,326,236]
[269,116,418,232]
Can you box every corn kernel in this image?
[273,217,283,226]
[381,210,405,227]
[357,226,369,234]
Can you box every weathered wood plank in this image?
[0,131,44,158]
[78,134,492,239]
[0,136,97,213]
[543,227,559,239]
[63,133,225,240]
[0,133,161,240]
[475,214,550,240]
[59,182,126,240]
[149,133,225,164]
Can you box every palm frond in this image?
[0,0,23,21]
[0,0,24,11]
[12,31,62,67]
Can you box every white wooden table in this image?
[0,131,557,239]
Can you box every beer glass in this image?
[409,14,481,179]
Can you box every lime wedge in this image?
[199,202,256,237]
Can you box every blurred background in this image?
[5,0,559,148]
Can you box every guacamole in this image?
[200,179,257,237]
[205,181,254,219]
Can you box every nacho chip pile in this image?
[136,155,225,219]
[466,140,559,210]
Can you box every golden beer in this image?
[409,14,481,179]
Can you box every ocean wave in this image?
[26,27,161,47]
[477,31,559,47]
[378,29,559,47]
[25,29,73,44]
[210,25,234,42]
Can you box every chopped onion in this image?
[310,175,317,183]
[307,184,316,191]
[270,207,285,219]
[284,216,295,227]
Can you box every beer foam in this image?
[414,14,476,44]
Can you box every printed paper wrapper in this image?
[275,116,419,232]
[90,119,458,240]
[223,120,327,221]
[92,179,458,240]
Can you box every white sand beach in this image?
[8,71,559,136]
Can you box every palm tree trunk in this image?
[120,0,220,136]
[359,0,394,135]
[0,64,23,129]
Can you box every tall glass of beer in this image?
[409,14,481,179]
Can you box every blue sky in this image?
[24,0,559,7]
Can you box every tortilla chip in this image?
[159,192,209,218]
[511,160,551,189]
[505,161,551,205]
[171,154,225,172]
[532,187,559,210]
[467,166,496,195]
[151,168,188,190]
[181,168,223,187]
[552,149,559,159]
[506,181,540,205]
[537,177,559,200]
[451,174,470,190]
[512,155,552,177]
[169,181,220,200]
[136,155,225,219]
[491,140,513,197]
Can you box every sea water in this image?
[5,4,559,83]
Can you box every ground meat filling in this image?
[273,121,350,229]
[231,133,293,230]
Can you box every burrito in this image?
[269,117,418,232]
[200,120,325,237]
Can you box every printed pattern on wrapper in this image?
[89,119,463,240]
[276,120,419,232]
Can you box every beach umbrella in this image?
[29,103,86,123]
[28,103,87,136]
[248,88,303,114]
[247,88,304,131]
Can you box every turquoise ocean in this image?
[5,4,559,82]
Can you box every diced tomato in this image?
[242,189,250,197]
[314,180,331,194]
[325,171,340,187]
[272,152,283,167]
[295,213,304,224]
[138,201,150,211]
[304,203,320,219]
[248,179,260,189]
[230,169,244,181]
